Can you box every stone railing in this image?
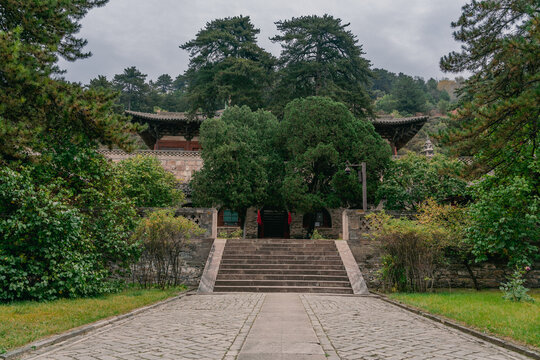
[98,149,201,158]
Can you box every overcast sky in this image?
[59,0,469,84]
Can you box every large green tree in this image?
[0,1,143,300]
[439,0,539,268]
[391,73,427,115]
[270,15,372,118]
[439,0,539,176]
[0,1,140,163]
[279,97,391,227]
[180,16,275,116]
[191,106,281,223]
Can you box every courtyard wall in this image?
[99,149,203,183]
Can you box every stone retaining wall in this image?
[131,207,217,286]
[344,210,540,289]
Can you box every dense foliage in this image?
[0,159,140,301]
[0,0,148,301]
[279,97,391,218]
[466,168,539,267]
[371,69,454,117]
[369,200,471,292]
[439,0,539,176]
[192,106,281,222]
[115,155,184,208]
[377,153,468,211]
[438,0,540,269]
[270,15,372,118]
[0,2,141,163]
[180,16,275,116]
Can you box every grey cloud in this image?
[59,0,469,83]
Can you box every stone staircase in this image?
[213,239,354,294]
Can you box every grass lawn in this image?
[0,286,187,353]
[389,289,540,349]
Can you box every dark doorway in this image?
[259,209,289,238]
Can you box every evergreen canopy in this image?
[270,15,373,118]
[180,16,275,116]
[439,0,540,176]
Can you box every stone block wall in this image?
[99,149,203,183]
[177,238,214,286]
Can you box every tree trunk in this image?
[464,260,480,291]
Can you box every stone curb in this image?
[0,289,196,360]
[373,292,540,360]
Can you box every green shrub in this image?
[466,174,539,268]
[0,148,143,302]
[311,229,325,240]
[368,203,467,292]
[0,168,109,301]
[115,155,184,207]
[131,210,204,288]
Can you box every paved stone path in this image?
[25,294,531,360]
[237,294,327,360]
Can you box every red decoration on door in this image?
[288,212,292,225]
[257,210,262,225]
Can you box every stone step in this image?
[210,238,355,294]
[216,274,350,281]
[220,255,342,261]
[219,263,346,270]
[222,250,338,255]
[226,239,335,244]
[213,286,353,294]
[223,248,338,253]
[221,259,343,265]
[214,279,351,287]
[217,268,349,276]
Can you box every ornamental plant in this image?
[367,211,445,292]
[131,210,204,288]
[500,267,535,303]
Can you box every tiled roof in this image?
[125,110,224,123]
[372,116,429,125]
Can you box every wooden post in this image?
[362,162,367,212]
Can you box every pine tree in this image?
[439,0,539,176]
[270,14,372,118]
[180,16,275,116]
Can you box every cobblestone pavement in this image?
[25,294,264,360]
[23,293,531,360]
[301,295,530,360]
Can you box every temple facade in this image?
[101,110,428,183]
[100,110,429,238]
